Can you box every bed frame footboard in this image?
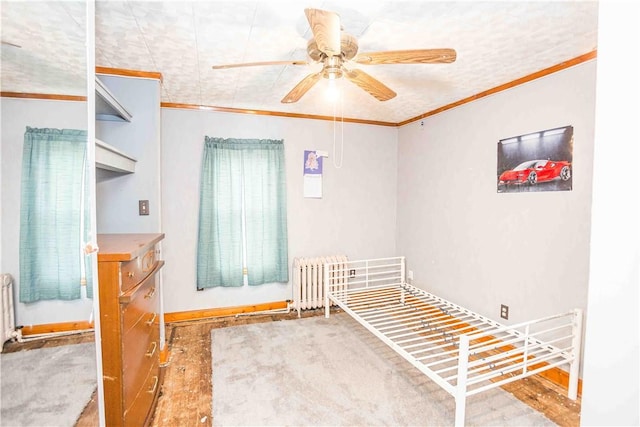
[323,257,584,427]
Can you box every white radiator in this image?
[293,255,348,316]
[1,273,18,352]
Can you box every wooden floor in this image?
[4,308,581,426]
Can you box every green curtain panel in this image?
[197,137,245,288]
[19,127,88,302]
[196,137,289,288]
[243,140,289,285]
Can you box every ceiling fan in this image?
[211,8,456,104]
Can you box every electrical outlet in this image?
[139,200,149,216]
[500,304,509,320]
[349,269,356,278]
[408,270,414,280]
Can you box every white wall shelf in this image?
[95,75,136,173]
[96,76,133,122]
[96,138,137,173]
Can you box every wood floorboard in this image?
[3,309,580,426]
[151,322,213,427]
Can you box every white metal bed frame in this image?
[323,257,583,427]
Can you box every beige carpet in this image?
[211,313,556,426]
[0,342,96,427]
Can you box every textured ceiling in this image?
[1,1,87,96]
[1,1,599,124]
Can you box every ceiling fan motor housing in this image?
[307,32,358,62]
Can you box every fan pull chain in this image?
[333,82,344,169]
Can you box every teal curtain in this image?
[197,137,244,287]
[19,127,88,302]
[196,137,288,288]
[243,140,289,285]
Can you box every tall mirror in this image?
[1,1,101,425]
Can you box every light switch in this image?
[139,200,149,216]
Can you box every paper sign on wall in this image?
[303,150,323,198]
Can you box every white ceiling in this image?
[1,1,599,124]
[1,1,87,97]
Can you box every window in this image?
[196,137,288,288]
[19,127,92,302]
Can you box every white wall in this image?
[0,101,3,275]
[0,97,93,326]
[95,75,161,233]
[397,61,597,327]
[580,1,640,425]
[160,108,397,313]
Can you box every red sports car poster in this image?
[497,125,573,193]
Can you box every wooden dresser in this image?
[97,233,165,427]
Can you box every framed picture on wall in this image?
[497,125,573,193]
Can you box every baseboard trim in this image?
[164,300,290,323]
[539,366,583,397]
[20,320,94,336]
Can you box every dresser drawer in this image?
[123,358,160,427]
[120,247,157,292]
[122,324,159,407]
[121,270,159,336]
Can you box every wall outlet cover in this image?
[500,304,509,320]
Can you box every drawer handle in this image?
[144,286,156,299]
[127,271,135,278]
[146,313,157,326]
[148,376,159,394]
[146,341,157,358]
[142,250,155,272]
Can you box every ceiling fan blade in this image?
[1,40,22,48]
[344,69,396,101]
[212,60,308,70]
[353,48,457,65]
[304,8,341,57]
[281,72,322,103]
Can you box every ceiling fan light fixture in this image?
[325,77,341,102]
[322,56,343,79]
